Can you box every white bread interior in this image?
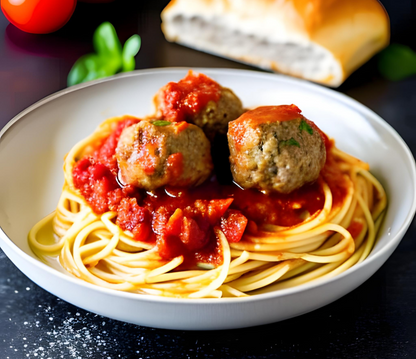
[161,0,390,87]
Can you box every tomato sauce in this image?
[320,151,350,209]
[72,117,349,269]
[166,153,184,180]
[224,182,324,228]
[232,105,302,127]
[347,220,364,239]
[155,70,221,122]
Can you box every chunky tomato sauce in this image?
[155,70,221,122]
[72,117,348,269]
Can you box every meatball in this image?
[154,71,244,140]
[116,120,213,190]
[227,105,326,194]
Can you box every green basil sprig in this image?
[67,22,141,86]
[378,43,416,81]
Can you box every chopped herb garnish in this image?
[280,138,300,148]
[299,120,313,135]
[152,120,172,126]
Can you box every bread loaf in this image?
[161,0,390,87]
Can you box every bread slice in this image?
[161,0,390,87]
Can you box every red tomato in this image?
[1,0,77,34]
[220,210,248,243]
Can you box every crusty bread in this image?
[161,0,390,87]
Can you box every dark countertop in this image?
[1,1,416,358]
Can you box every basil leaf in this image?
[93,22,122,59]
[378,44,416,81]
[280,138,300,148]
[67,54,91,86]
[68,22,141,86]
[152,120,172,126]
[299,119,313,135]
[67,54,121,86]
[81,54,106,82]
[122,34,141,72]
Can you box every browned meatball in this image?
[227,105,326,194]
[153,71,244,140]
[116,120,213,190]
[189,87,244,139]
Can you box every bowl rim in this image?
[1,67,415,305]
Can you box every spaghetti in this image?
[29,113,387,299]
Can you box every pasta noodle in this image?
[28,115,387,299]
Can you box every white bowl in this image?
[0,68,415,330]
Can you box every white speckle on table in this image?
[11,304,117,358]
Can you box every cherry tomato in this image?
[1,0,77,34]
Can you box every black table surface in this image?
[1,1,416,358]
